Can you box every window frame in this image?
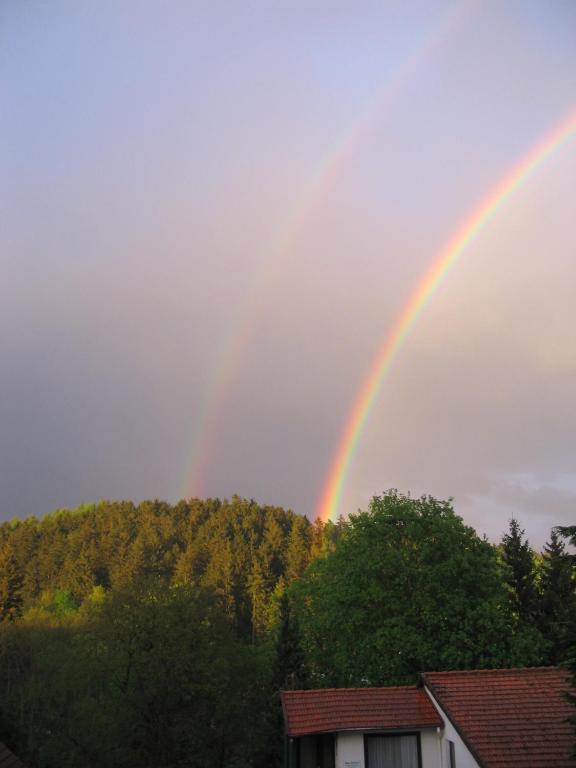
[363,731,423,768]
[448,739,456,768]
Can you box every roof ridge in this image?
[422,665,561,677]
[283,684,419,694]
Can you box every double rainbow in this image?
[181,2,471,498]
[317,110,576,523]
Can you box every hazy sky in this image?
[2,1,575,546]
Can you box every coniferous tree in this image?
[265,591,310,768]
[285,515,311,582]
[310,517,326,559]
[247,559,268,642]
[558,526,576,557]
[272,592,308,692]
[564,627,576,757]
[540,528,576,663]
[501,518,539,624]
[0,547,23,622]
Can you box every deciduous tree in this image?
[293,491,525,686]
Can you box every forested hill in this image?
[0,496,342,638]
[0,492,574,768]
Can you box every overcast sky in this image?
[1,1,575,546]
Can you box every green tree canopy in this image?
[0,583,271,768]
[292,491,525,686]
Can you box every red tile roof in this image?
[282,686,443,737]
[0,742,28,768]
[422,667,574,768]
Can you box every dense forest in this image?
[0,492,574,767]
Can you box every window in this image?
[365,734,421,768]
[448,740,456,768]
[295,734,335,768]
[317,734,335,768]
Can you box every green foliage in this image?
[285,515,311,582]
[0,491,572,764]
[52,589,77,615]
[272,592,308,692]
[292,491,526,686]
[0,583,272,768]
[0,546,23,622]
[501,518,540,624]
[556,526,576,756]
[0,496,316,642]
[539,529,576,663]
[264,590,310,768]
[564,619,576,757]
[558,526,576,549]
[0,496,327,767]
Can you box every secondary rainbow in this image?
[317,110,576,523]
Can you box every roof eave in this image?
[421,679,486,768]
[287,723,443,738]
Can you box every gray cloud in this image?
[1,1,576,552]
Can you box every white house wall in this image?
[335,729,442,768]
[336,732,364,768]
[420,729,443,768]
[423,686,481,768]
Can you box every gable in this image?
[422,667,574,768]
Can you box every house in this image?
[281,667,574,768]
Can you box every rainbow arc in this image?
[316,110,576,523]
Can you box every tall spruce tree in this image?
[0,547,23,622]
[501,518,539,624]
[564,608,576,757]
[285,516,311,582]
[557,522,576,755]
[267,592,309,768]
[540,528,575,663]
[272,592,308,692]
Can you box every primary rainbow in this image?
[316,110,576,523]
